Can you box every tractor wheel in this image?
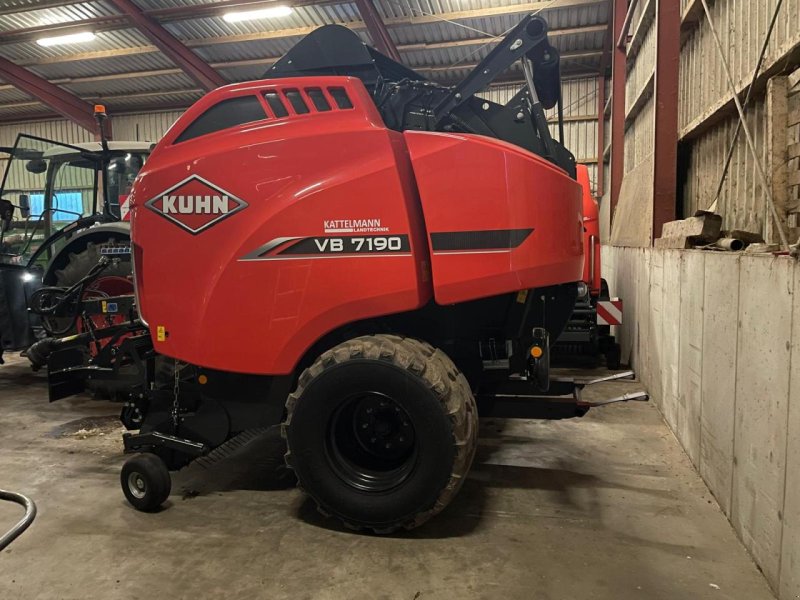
[42,237,133,338]
[283,334,478,534]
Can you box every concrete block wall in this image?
[603,246,800,600]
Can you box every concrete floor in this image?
[0,356,776,600]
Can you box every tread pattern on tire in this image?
[283,334,479,533]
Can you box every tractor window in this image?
[174,96,266,144]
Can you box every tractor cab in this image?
[0,136,150,267]
[0,134,151,359]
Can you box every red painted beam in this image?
[0,56,98,134]
[609,0,627,222]
[353,0,402,62]
[596,10,613,199]
[108,0,226,92]
[652,0,680,240]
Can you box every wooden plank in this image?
[767,77,791,244]
[789,106,800,128]
[789,171,800,187]
[788,142,800,161]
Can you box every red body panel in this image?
[131,78,430,374]
[405,131,583,305]
[130,76,584,375]
[577,165,601,295]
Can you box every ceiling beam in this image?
[0,0,607,45]
[107,0,226,92]
[1,50,602,93]
[16,23,607,68]
[0,56,98,133]
[353,0,401,61]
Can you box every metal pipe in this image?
[589,234,597,282]
[714,238,745,252]
[616,0,639,49]
[0,489,36,551]
[699,0,790,251]
[712,0,784,206]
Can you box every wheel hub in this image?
[127,472,147,499]
[353,396,415,461]
[327,392,418,492]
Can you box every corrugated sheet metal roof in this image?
[0,0,609,122]
[0,1,118,32]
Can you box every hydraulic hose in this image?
[0,489,36,551]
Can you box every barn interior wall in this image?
[604,3,800,599]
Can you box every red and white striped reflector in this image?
[120,195,131,222]
[597,298,623,326]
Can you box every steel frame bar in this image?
[108,0,226,92]
[651,0,680,240]
[353,0,401,62]
[0,56,98,134]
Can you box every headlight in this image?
[577,281,589,298]
[21,272,35,283]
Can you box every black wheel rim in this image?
[326,391,418,492]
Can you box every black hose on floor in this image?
[0,489,36,551]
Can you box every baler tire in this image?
[283,334,478,534]
[121,453,171,512]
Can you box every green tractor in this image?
[0,133,151,364]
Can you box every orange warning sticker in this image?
[156,325,166,342]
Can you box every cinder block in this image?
[661,213,723,240]
[678,251,705,465]
[699,253,741,516]
[732,256,793,589]
[779,261,800,600]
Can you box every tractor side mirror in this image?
[25,158,47,174]
[0,198,13,233]
[18,194,30,219]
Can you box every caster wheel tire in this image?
[121,453,171,512]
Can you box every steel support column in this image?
[354,0,402,62]
[0,56,98,134]
[109,0,226,92]
[609,0,627,220]
[652,0,680,239]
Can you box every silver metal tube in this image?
[0,489,36,551]
[522,58,540,105]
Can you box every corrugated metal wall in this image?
[480,76,601,195]
[0,110,183,182]
[679,0,800,237]
[623,1,656,176]
[682,98,769,232]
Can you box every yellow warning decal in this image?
[101,300,108,313]
[516,290,529,303]
[156,325,166,342]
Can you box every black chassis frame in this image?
[43,287,645,471]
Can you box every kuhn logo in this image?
[144,175,247,234]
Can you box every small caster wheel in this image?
[121,453,171,512]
